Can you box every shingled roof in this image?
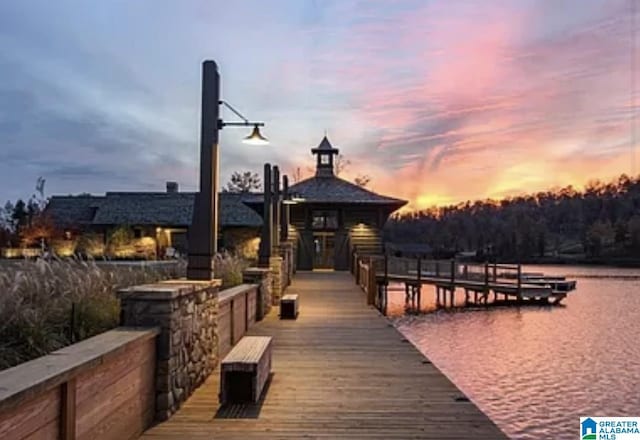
[288,175,407,207]
[45,192,263,229]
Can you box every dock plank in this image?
[140,271,507,439]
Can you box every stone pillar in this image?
[269,256,284,304]
[118,279,221,421]
[242,267,272,320]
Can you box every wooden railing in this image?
[217,284,259,359]
[353,253,525,311]
[0,328,158,440]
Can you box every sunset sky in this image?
[0,0,638,210]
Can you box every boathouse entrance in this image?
[313,232,335,269]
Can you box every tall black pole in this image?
[280,175,289,242]
[272,166,281,250]
[187,60,220,280]
[258,163,272,267]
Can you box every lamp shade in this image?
[242,124,269,145]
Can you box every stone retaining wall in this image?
[118,280,220,421]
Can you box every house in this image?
[45,187,262,259]
[45,136,407,267]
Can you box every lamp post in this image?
[187,60,268,280]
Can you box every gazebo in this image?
[285,136,406,270]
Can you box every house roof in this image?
[45,192,263,229]
[288,175,407,207]
[42,195,103,228]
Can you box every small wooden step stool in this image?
[280,294,299,319]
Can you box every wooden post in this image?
[187,61,220,280]
[416,257,422,312]
[281,175,289,242]
[517,264,522,301]
[367,257,376,305]
[492,264,497,282]
[484,262,489,289]
[245,290,249,332]
[450,260,455,285]
[60,379,76,440]
[272,166,281,250]
[258,164,272,267]
[384,253,389,285]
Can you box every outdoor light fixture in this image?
[243,124,269,145]
[218,100,269,145]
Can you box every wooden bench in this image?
[219,336,272,405]
[280,293,299,319]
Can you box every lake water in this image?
[391,265,640,440]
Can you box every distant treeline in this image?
[385,174,640,263]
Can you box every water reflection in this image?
[392,266,640,440]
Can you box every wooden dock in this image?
[354,255,575,314]
[139,271,507,439]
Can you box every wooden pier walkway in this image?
[140,271,507,439]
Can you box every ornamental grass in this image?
[0,252,247,370]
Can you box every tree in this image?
[11,200,28,234]
[629,216,640,250]
[584,221,613,257]
[224,171,261,193]
[291,167,303,183]
[334,154,350,176]
[354,175,371,188]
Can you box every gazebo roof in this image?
[288,175,406,206]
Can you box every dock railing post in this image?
[484,262,489,290]
[384,253,389,285]
[416,257,422,312]
[450,259,455,285]
[367,257,376,306]
[517,264,522,300]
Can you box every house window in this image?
[133,228,143,239]
[320,154,330,165]
[312,211,338,230]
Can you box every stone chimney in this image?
[166,181,179,193]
